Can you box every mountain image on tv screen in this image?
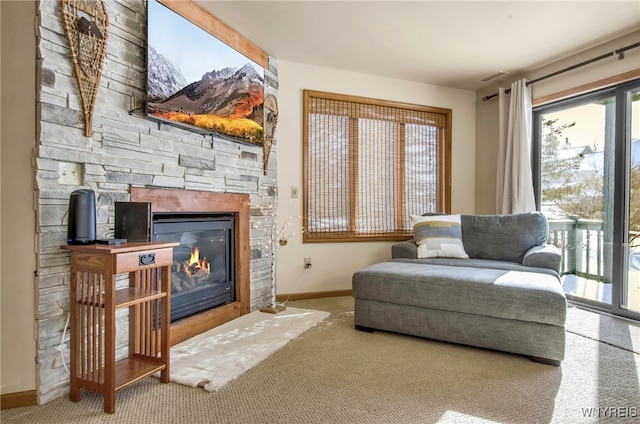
[146,0,265,145]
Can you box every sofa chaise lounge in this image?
[352,212,567,365]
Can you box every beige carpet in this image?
[2,296,640,423]
[565,305,640,354]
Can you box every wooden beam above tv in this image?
[157,0,269,70]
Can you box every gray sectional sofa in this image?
[352,212,567,365]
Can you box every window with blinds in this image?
[303,90,452,242]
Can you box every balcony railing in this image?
[548,217,609,282]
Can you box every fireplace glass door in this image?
[152,214,235,322]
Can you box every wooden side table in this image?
[61,241,179,413]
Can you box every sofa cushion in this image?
[522,245,562,273]
[352,261,566,327]
[461,213,548,263]
[391,257,560,280]
[411,214,469,259]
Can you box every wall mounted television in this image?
[146,0,265,145]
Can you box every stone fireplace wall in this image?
[34,0,278,403]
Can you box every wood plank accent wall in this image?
[157,0,269,69]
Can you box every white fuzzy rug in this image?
[168,307,330,392]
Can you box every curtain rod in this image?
[481,41,640,102]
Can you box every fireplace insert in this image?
[152,213,235,322]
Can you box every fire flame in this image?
[183,247,210,276]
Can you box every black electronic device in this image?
[114,202,152,242]
[67,189,97,245]
[95,238,127,245]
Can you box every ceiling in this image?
[194,1,640,91]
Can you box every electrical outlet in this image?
[291,186,299,199]
[304,257,312,269]
[58,162,82,185]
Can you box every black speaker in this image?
[67,189,96,245]
[114,202,152,242]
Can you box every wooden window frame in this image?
[303,89,452,243]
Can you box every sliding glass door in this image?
[533,79,640,320]
[621,84,640,314]
[535,93,615,307]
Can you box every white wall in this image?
[524,30,640,101]
[1,0,37,394]
[474,30,640,214]
[275,61,476,295]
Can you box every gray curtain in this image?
[496,79,536,214]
